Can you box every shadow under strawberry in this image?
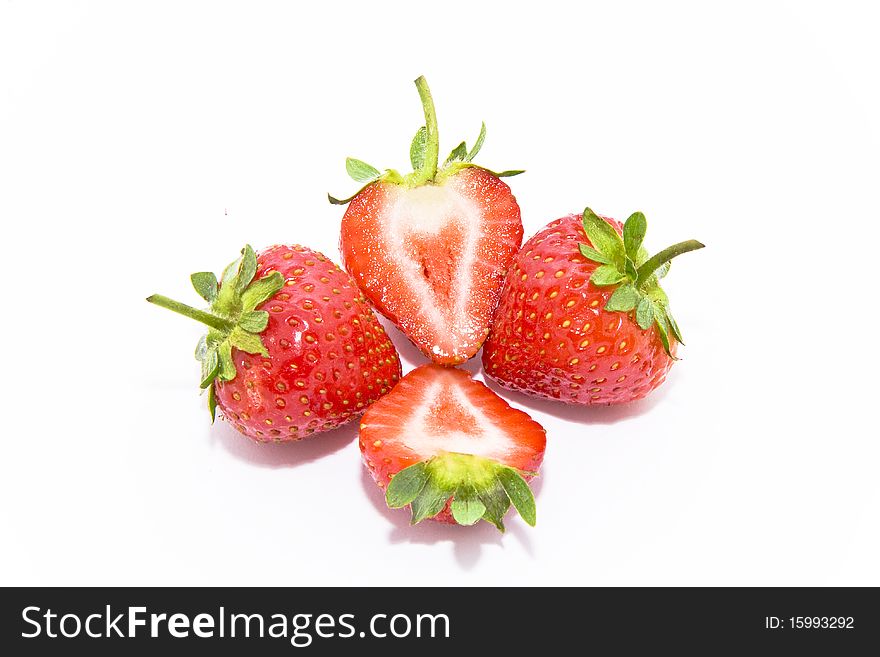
[209,416,358,469]
[482,374,673,426]
[358,468,538,570]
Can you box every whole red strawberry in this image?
[360,365,546,531]
[148,244,401,441]
[483,209,703,405]
[332,76,523,365]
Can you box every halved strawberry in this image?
[332,77,524,365]
[359,365,546,531]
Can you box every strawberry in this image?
[483,209,704,405]
[332,76,524,365]
[359,364,546,531]
[147,244,402,441]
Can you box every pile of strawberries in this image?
[149,77,703,532]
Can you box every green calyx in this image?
[146,245,284,420]
[385,452,537,532]
[328,76,523,205]
[579,208,704,358]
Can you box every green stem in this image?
[412,75,439,184]
[636,240,705,286]
[146,294,233,332]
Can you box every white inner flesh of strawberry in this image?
[400,380,515,461]
[384,181,481,356]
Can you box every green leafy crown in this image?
[328,75,523,205]
[146,245,284,420]
[579,208,704,357]
[385,452,537,532]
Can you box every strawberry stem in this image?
[412,75,439,184]
[146,294,233,332]
[635,240,705,287]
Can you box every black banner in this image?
[1,587,877,654]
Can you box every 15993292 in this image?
[765,616,854,630]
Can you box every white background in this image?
[2,1,878,586]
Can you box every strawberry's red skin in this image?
[483,215,675,405]
[339,167,523,365]
[214,245,401,441]
[360,365,545,523]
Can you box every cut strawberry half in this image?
[333,77,524,365]
[359,365,546,531]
